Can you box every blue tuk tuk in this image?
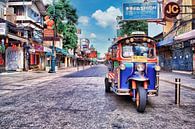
[105,32,160,112]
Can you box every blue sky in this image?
[70,0,162,57]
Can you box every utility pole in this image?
[49,0,56,73]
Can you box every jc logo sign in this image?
[164,2,180,18]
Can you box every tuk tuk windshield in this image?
[122,42,155,58]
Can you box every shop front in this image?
[157,37,174,71]
[0,38,5,72]
[172,41,193,72]
[56,47,68,69]
[44,46,52,71]
[29,44,44,70]
[4,34,27,71]
[5,46,24,71]
[0,24,7,72]
[174,30,195,73]
[190,39,195,75]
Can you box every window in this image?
[0,4,4,19]
[14,6,24,16]
[27,8,40,22]
[122,43,155,58]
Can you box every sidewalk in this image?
[0,66,91,86]
[0,65,91,76]
[160,71,195,90]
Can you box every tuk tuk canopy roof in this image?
[110,35,157,49]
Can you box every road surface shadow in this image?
[63,65,107,78]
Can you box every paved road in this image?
[0,65,194,129]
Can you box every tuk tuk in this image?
[105,32,160,112]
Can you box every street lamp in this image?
[49,0,56,73]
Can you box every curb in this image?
[0,72,23,76]
[160,79,195,91]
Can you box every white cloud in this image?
[78,16,89,26]
[92,6,122,28]
[43,0,52,5]
[90,33,96,39]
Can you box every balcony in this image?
[0,3,5,20]
[5,8,16,24]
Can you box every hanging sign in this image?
[164,2,180,18]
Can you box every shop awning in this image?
[45,52,52,57]
[7,33,28,43]
[56,47,68,55]
[175,30,195,41]
[157,37,174,47]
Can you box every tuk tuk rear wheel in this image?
[136,86,147,112]
[105,78,111,93]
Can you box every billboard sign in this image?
[44,29,54,38]
[0,23,7,36]
[123,2,158,20]
[80,38,90,51]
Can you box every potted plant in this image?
[0,45,5,53]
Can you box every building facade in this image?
[158,0,195,74]
[8,0,47,71]
[0,0,28,72]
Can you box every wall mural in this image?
[6,47,24,70]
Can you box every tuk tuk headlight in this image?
[136,63,145,72]
[120,64,126,70]
[155,65,161,71]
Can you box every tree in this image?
[46,0,78,50]
[63,22,78,49]
[118,20,148,36]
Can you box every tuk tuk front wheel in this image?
[136,86,147,112]
[105,78,111,93]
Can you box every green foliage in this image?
[63,23,78,49]
[46,0,78,50]
[118,20,148,36]
[0,45,5,53]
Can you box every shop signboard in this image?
[34,44,44,52]
[44,29,54,39]
[0,23,7,36]
[164,2,180,19]
[80,38,90,51]
[123,2,158,20]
